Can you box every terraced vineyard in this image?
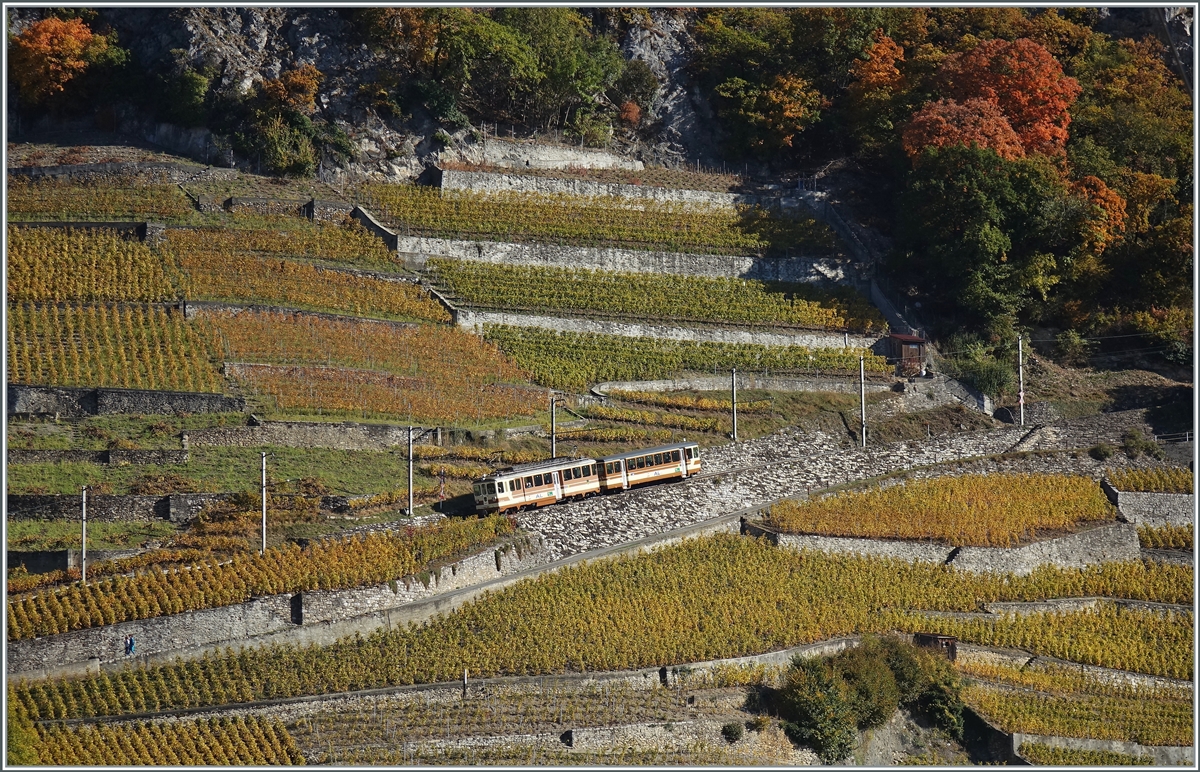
[7,177,195,221]
[31,716,305,765]
[766,473,1114,547]
[7,227,178,302]
[7,303,222,392]
[364,184,837,256]
[428,258,886,332]
[167,233,448,322]
[13,535,1191,721]
[165,221,396,268]
[1109,466,1194,493]
[7,517,513,640]
[209,309,538,422]
[484,325,888,391]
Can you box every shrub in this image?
[1122,429,1164,460]
[1089,443,1115,460]
[777,657,858,764]
[1054,329,1094,367]
[720,722,744,743]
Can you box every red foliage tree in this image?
[901,97,1025,162]
[9,17,109,105]
[1071,175,1126,255]
[848,29,906,95]
[939,38,1081,155]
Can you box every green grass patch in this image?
[7,520,177,551]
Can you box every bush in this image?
[720,722,744,743]
[1122,429,1164,460]
[777,658,858,764]
[1054,329,1094,367]
[775,636,965,763]
[1089,442,1115,460]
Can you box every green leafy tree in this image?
[494,8,623,127]
[777,657,858,764]
[893,145,1075,332]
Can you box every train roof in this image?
[484,456,598,478]
[599,442,697,462]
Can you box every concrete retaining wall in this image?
[748,521,1140,576]
[8,533,546,682]
[1100,479,1194,526]
[458,309,881,349]
[396,236,853,283]
[7,384,244,418]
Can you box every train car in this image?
[472,456,600,514]
[597,442,701,492]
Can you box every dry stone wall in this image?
[1100,480,1194,526]
[7,384,244,417]
[7,533,546,682]
[7,449,188,465]
[396,235,853,283]
[6,494,169,522]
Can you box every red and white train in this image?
[472,441,702,514]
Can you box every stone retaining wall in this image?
[7,449,188,465]
[396,235,853,283]
[8,549,145,575]
[746,521,1140,576]
[350,206,399,250]
[1100,479,1194,525]
[226,196,308,217]
[7,384,244,417]
[8,161,218,184]
[1013,732,1193,766]
[8,533,546,682]
[186,419,422,451]
[458,308,882,350]
[6,494,169,522]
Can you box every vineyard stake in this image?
[551,397,557,458]
[731,368,738,442]
[261,452,267,556]
[408,427,414,516]
[81,486,87,584]
[859,357,867,448]
[1018,335,1025,427]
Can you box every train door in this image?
[677,448,687,478]
[552,470,562,501]
[620,459,629,490]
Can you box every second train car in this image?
[472,441,701,514]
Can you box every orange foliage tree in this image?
[9,17,109,105]
[259,64,324,114]
[939,38,1081,155]
[901,97,1025,162]
[1070,175,1126,256]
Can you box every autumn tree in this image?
[901,97,1024,162]
[9,16,112,105]
[715,73,827,151]
[845,29,909,152]
[939,37,1081,155]
[260,65,323,115]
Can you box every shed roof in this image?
[889,333,927,343]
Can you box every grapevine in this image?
[429,258,886,332]
[7,303,222,392]
[484,324,888,391]
[7,516,513,640]
[7,177,194,220]
[14,536,1191,721]
[766,473,1115,547]
[1137,524,1193,550]
[7,227,178,303]
[364,184,838,256]
[1108,467,1194,494]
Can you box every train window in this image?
[496,481,505,493]
[572,467,581,479]
[653,453,662,465]
[635,457,644,469]
[524,476,533,487]
[584,464,592,476]
[513,478,522,490]
[473,485,481,495]
[692,446,700,458]
[672,450,681,462]
[684,448,691,460]
[533,474,543,486]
